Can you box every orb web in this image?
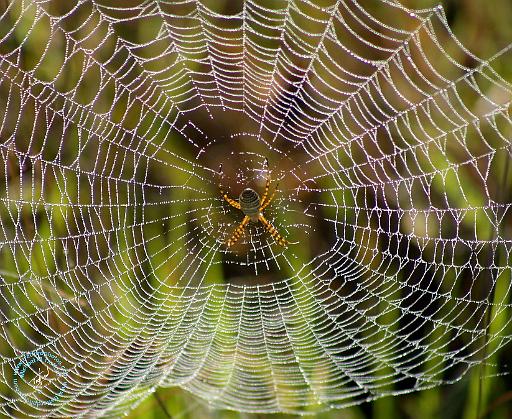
[0,0,511,416]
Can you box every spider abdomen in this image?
[239,188,261,221]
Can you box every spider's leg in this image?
[226,216,250,247]
[259,182,279,211]
[259,214,287,246]
[221,189,241,209]
[218,164,241,209]
[259,158,272,207]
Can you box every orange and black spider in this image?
[219,159,288,248]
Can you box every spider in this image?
[219,159,288,248]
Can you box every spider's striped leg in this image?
[220,188,241,209]
[218,165,241,209]
[259,182,279,211]
[259,158,272,207]
[226,215,250,247]
[258,214,287,246]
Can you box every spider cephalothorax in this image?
[219,159,287,248]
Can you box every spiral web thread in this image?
[0,0,511,416]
